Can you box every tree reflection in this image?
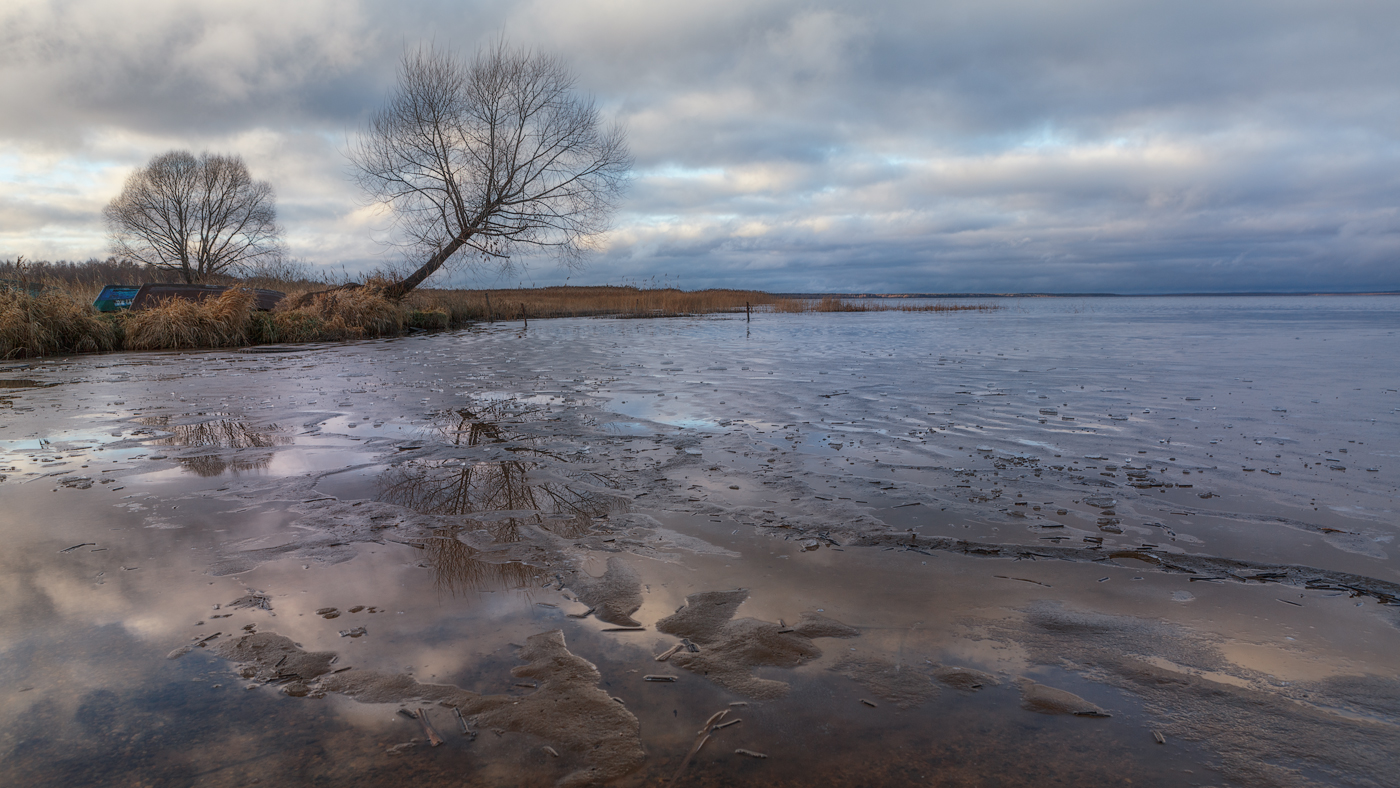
[179,454,273,477]
[140,417,289,449]
[378,401,629,594]
[376,459,624,526]
[422,526,538,597]
[137,417,290,476]
[426,400,552,450]
[379,402,627,532]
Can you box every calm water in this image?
[2,295,1397,787]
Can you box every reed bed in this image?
[772,296,1000,313]
[0,276,999,359]
[123,287,255,350]
[260,284,407,342]
[0,286,119,358]
[409,286,779,321]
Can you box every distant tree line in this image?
[1,256,185,286]
[0,255,322,289]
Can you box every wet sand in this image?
[2,296,1398,787]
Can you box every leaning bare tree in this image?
[104,151,284,284]
[350,41,631,299]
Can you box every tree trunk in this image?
[382,236,468,300]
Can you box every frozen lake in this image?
[2,295,1397,787]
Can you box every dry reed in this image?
[265,285,404,342]
[0,276,1000,359]
[409,286,778,320]
[0,287,120,358]
[772,296,1000,313]
[122,287,255,350]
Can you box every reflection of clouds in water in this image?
[0,533,191,649]
[0,627,355,788]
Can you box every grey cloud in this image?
[0,0,381,138]
[2,0,1398,292]
[0,196,89,233]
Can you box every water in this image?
[2,296,1397,787]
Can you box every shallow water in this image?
[2,296,1398,787]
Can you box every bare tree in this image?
[351,41,631,299]
[104,151,284,284]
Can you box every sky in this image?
[1,0,1397,294]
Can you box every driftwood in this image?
[415,708,445,746]
[667,732,712,788]
[666,708,736,787]
[452,706,475,739]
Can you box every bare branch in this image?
[104,151,284,284]
[349,41,631,298]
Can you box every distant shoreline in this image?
[770,291,1400,299]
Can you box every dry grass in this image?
[773,296,1000,313]
[122,287,255,350]
[409,285,778,321]
[262,284,405,342]
[45,278,105,304]
[0,277,1000,359]
[0,287,120,358]
[123,284,411,349]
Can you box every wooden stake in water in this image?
[485,292,493,322]
[521,302,527,328]
[746,301,751,322]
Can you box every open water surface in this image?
[2,296,1398,787]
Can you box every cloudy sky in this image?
[2,0,1397,293]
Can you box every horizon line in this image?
[766,291,1400,298]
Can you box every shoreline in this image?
[773,290,1400,298]
[1,284,996,360]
